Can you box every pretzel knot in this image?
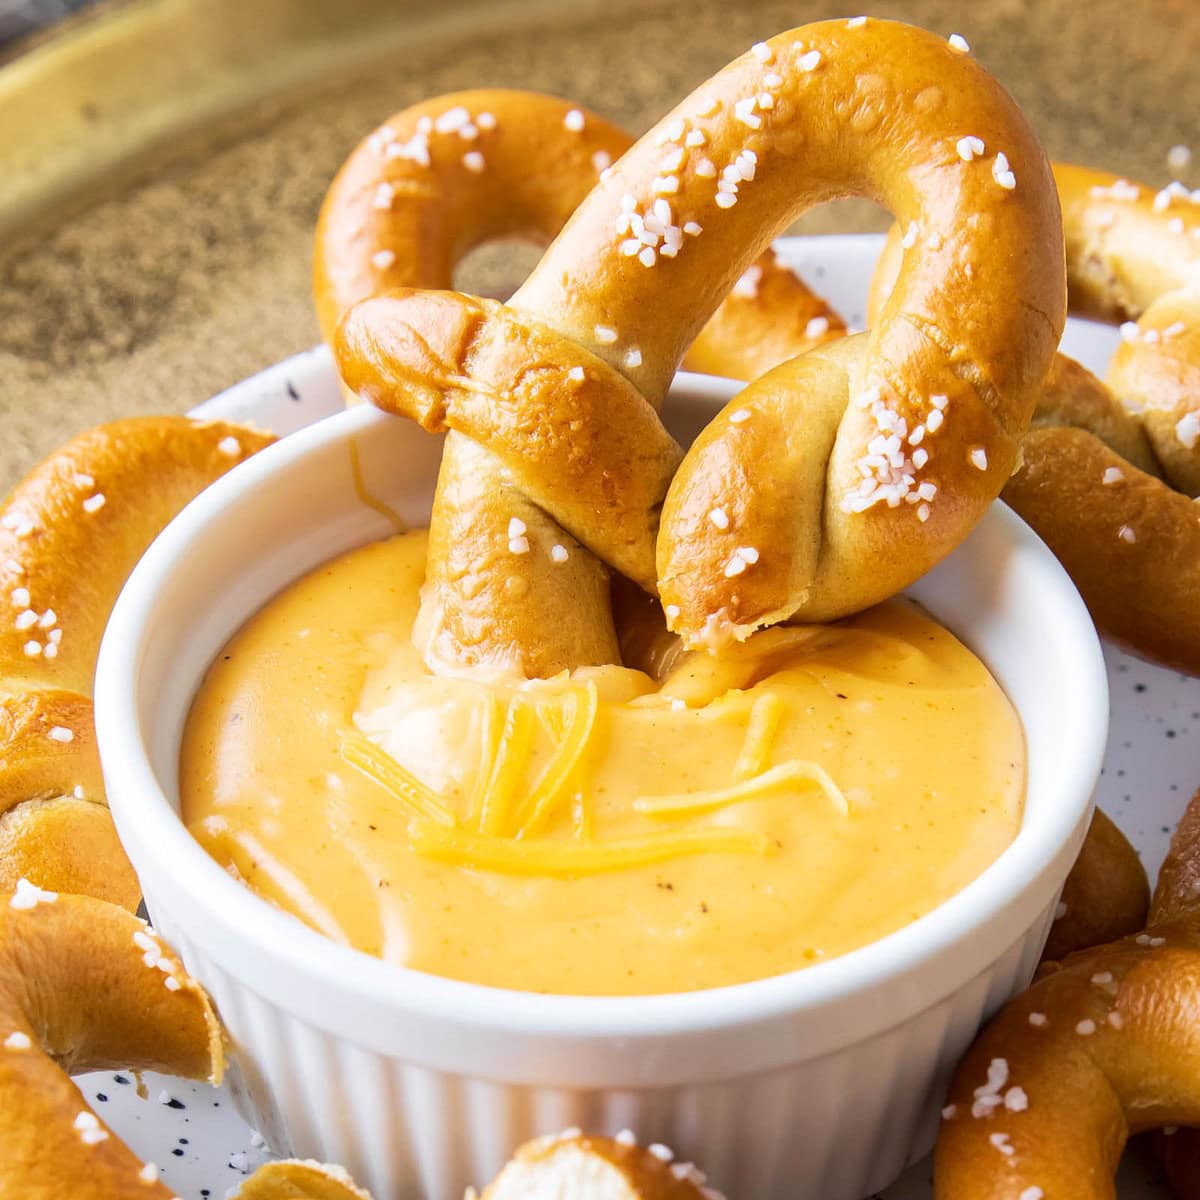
[338,291,680,593]
[335,19,1064,659]
[318,89,839,678]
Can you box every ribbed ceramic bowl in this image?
[95,372,1108,1200]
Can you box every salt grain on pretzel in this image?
[935,786,1200,1198]
[0,418,272,908]
[871,162,1200,673]
[316,89,842,677]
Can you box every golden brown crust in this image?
[319,89,839,677]
[1106,289,1200,496]
[478,1133,714,1200]
[1003,426,1200,674]
[237,1160,375,1199]
[337,290,682,593]
[874,166,1200,673]
[0,889,224,1199]
[1054,162,1200,322]
[934,788,1200,1199]
[634,20,1064,641]
[0,416,273,906]
[1042,809,1150,964]
[1031,352,1160,475]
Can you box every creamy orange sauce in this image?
[180,531,1024,995]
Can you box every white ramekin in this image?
[96,373,1108,1200]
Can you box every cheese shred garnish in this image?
[515,681,600,838]
[410,824,770,876]
[635,759,849,818]
[340,731,455,827]
[733,692,786,780]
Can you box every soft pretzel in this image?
[0,417,273,907]
[317,89,841,677]
[474,1130,716,1200]
[0,884,224,1197]
[0,882,375,1200]
[934,785,1200,1199]
[1042,808,1149,964]
[337,20,1064,659]
[870,164,1200,673]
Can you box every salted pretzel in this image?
[871,163,1200,673]
[0,881,373,1199]
[474,1130,717,1200]
[0,417,273,907]
[316,89,842,677]
[336,19,1064,663]
[934,784,1200,1199]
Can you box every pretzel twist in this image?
[871,164,1200,673]
[334,21,1064,661]
[0,418,273,907]
[318,90,841,678]
[0,419,384,1195]
[935,786,1200,1199]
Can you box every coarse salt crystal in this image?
[47,726,73,743]
[462,151,486,173]
[1102,466,1125,485]
[371,249,396,270]
[948,33,970,52]
[217,436,240,457]
[550,545,569,564]
[564,109,585,131]
[1175,412,1200,449]
[956,137,985,162]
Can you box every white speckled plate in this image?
[81,236,1194,1199]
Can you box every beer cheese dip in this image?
[180,530,1023,995]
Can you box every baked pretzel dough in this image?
[475,1131,715,1200]
[934,786,1200,1199]
[0,886,224,1198]
[0,418,273,907]
[871,164,1200,673]
[337,22,1064,657]
[1042,808,1149,964]
[317,89,840,677]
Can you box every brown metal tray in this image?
[1,0,1196,491]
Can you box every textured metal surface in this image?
[0,0,1198,491]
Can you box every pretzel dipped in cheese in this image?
[338,19,1064,662]
[0,418,272,908]
[934,786,1200,1200]
[474,1130,717,1200]
[318,90,842,677]
[314,90,843,384]
[870,164,1200,672]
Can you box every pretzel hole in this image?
[453,239,543,302]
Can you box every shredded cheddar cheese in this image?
[476,699,535,835]
[733,692,786,780]
[339,730,455,827]
[515,681,600,838]
[635,759,850,818]
[410,822,771,876]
